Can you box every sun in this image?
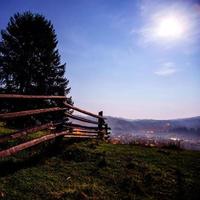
[154,15,185,40]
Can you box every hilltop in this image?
[0,140,200,200]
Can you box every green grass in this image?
[0,122,48,151]
[0,139,200,200]
[0,122,15,135]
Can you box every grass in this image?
[0,122,15,135]
[0,140,200,200]
[0,125,200,200]
[0,122,48,151]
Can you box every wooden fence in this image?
[0,94,110,158]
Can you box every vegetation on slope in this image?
[0,138,200,200]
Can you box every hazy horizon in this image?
[105,114,200,121]
[1,0,200,119]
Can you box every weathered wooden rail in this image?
[0,94,110,158]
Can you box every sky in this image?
[0,0,200,119]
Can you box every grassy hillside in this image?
[0,138,200,200]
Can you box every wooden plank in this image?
[54,130,98,137]
[66,123,99,130]
[64,135,97,138]
[0,94,106,120]
[0,122,58,143]
[0,107,67,120]
[71,132,98,136]
[0,131,68,158]
[70,133,98,136]
[72,129,101,134]
[65,113,98,125]
[0,94,66,99]
[63,102,105,120]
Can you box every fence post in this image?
[104,123,108,135]
[98,111,104,140]
[51,122,63,145]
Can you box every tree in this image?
[0,12,72,127]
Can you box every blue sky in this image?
[0,0,200,119]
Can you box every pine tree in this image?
[0,12,72,127]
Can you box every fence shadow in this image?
[0,139,66,177]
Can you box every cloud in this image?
[154,62,177,76]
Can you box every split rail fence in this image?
[0,94,110,158]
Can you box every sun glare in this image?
[155,15,185,39]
